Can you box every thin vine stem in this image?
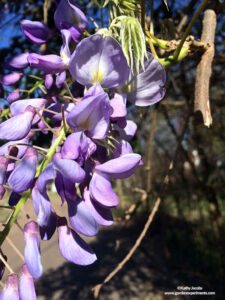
[173,0,209,61]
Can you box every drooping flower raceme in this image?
[0,0,166,298]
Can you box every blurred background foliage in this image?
[0,0,224,298]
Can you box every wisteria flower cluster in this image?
[0,0,166,298]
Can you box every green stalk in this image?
[28,79,45,96]
[173,0,209,61]
[0,108,10,118]
[159,47,189,68]
[0,124,69,246]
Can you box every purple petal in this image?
[39,213,57,241]
[4,53,30,70]
[27,53,66,74]
[0,137,29,158]
[67,198,99,236]
[61,131,88,160]
[32,185,52,227]
[110,93,127,120]
[60,29,71,59]
[127,52,166,106]
[7,89,20,103]
[54,0,88,31]
[112,120,137,141]
[112,140,133,158]
[95,153,141,179]
[37,163,55,194]
[0,156,8,184]
[83,188,113,226]
[53,155,85,183]
[10,98,47,121]
[56,71,66,88]
[8,148,38,193]
[8,192,21,206]
[24,221,43,280]
[60,22,82,44]
[0,273,19,300]
[69,34,130,88]
[0,184,6,200]
[19,264,37,300]
[0,73,23,86]
[45,74,54,90]
[0,106,35,141]
[55,172,65,205]
[21,20,53,44]
[89,172,119,207]
[67,84,111,139]
[57,217,97,265]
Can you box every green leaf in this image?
[110,16,147,73]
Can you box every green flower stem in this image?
[0,124,69,247]
[28,79,45,96]
[173,0,209,61]
[159,47,189,68]
[0,108,10,118]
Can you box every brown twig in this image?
[92,112,190,299]
[194,9,216,127]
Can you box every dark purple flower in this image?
[8,147,38,193]
[56,71,66,88]
[67,84,112,139]
[57,217,97,265]
[126,52,166,106]
[112,120,137,142]
[19,264,37,300]
[39,212,57,241]
[0,273,19,300]
[21,20,53,44]
[0,156,8,185]
[0,106,36,141]
[0,73,23,86]
[69,34,130,88]
[54,0,87,43]
[24,221,43,279]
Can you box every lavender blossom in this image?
[19,264,37,300]
[7,89,20,103]
[0,73,23,86]
[24,221,43,279]
[8,148,38,193]
[69,34,130,88]
[27,53,66,74]
[0,106,35,141]
[57,217,97,265]
[67,84,112,139]
[125,52,166,106]
[0,273,19,300]
[4,53,30,70]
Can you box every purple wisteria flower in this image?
[0,73,23,86]
[0,106,36,141]
[67,84,112,139]
[4,53,30,70]
[69,34,130,88]
[57,217,97,265]
[24,221,43,280]
[0,273,19,300]
[21,20,53,44]
[8,147,38,193]
[54,0,87,43]
[125,52,166,106]
[19,264,37,300]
